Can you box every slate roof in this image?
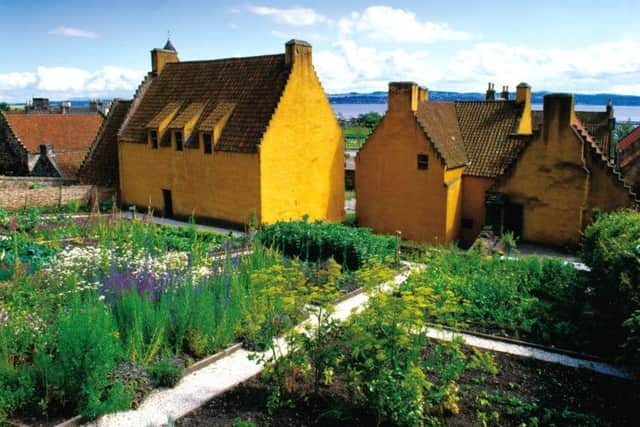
[79,100,132,186]
[454,101,528,178]
[414,102,467,169]
[2,112,104,177]
[120,54,291,153]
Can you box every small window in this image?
[417,154,428,170]
[203,133,212,154]
[462,218,474,229]
[175,131,183,151]
[150,130,158,149]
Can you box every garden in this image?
[1,208,639,426]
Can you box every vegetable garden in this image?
[1,208,639,426]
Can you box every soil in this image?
[178,348,639,427]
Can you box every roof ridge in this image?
[572,121,639,204]
[169,53,285,66]
[0,110,30,155]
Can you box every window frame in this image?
[417,153,429,170]
[175,131,183,151]
[203,132,213,154]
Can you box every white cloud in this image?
[315,40,434,93]
[439,40,640,94]
[0,66,144,102]
[49,26,98,39]
[0,72,37,90]
[338,6,469,44]
[247,5,326,26]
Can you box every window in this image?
[175,131,183,151]
[417,154,428,170]
[203,133,212,154]
[150,130,158,149]
[462,218,473,229]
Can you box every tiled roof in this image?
[454,101,528,178]
[2,112,104,177]
[618,125,640,152]
[168,102,206,129]
[79,100,132,186]
[120,54,291,153]
[414,102,467,168]
[199,102,236,131]
[532,110,612,151]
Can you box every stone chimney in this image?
[515,82,532,134]
[285,39,312,68]
[59,101,71,114]
[418,86,429,103]
[388,82,419,113]
[486,83,496,101]
[542,93,575,143]
[151,38,179,75]
[501,85,509,100]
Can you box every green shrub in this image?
[581,210,640,364]
[148,358,183,388]
[257,218,396,270]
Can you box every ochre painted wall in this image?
[495,95,636,248]
[445,167,464,244]
[259,47,344,224]
[460,176,494,246]
[118,142,260,224]
[356,112,450,244]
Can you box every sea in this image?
[332,103,640,123]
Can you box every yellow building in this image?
[357,82,638,248]
[118,39,344,226]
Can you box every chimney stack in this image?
[542,93,575,143]
[486,83,496,101]
[285,39,312,68]
[418,86,429,103]
[515,82,532,134]
[151,38,179,75]
[388,82,419,113]
[501,85,509,100]
[60,101,71,114]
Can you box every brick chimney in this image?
[542,93,575,143]
[388,82,419,113]
[501,85,509,100]
[515,82,532,134]
[151,38,179,75]
[486,83,496,101]
[285,39,312,68]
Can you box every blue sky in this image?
[1,0,639,102]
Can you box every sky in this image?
[1,0,639,102]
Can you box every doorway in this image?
[162,189,173,218]
[504,203,524,239]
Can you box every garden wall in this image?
[0,177,115,210]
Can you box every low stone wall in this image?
[0,177,115,210]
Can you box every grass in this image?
[345,191,355,201]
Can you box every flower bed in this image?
[0,216,389,423]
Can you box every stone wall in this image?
[0,177,115,210]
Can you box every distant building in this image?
[618,125,640,195]
[356,82,637,248]
[117,39,344,226]
[0,106,104,178]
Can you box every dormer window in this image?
[150,130,159,149]
[203,133,213,154]
[175,131,183,151]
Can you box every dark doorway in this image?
[162,189,173,218]
[504,203,524,238]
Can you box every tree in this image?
[0,102,9,112]
[613,120,635,144]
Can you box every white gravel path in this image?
[86,262,632,427]
[88,267,415,427]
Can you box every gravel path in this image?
[87,267,415,427]
[86,262,631,427]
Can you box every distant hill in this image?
[328,91,640,106]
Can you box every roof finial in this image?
[163,32,176,52]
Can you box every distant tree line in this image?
[338,112,382,129]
